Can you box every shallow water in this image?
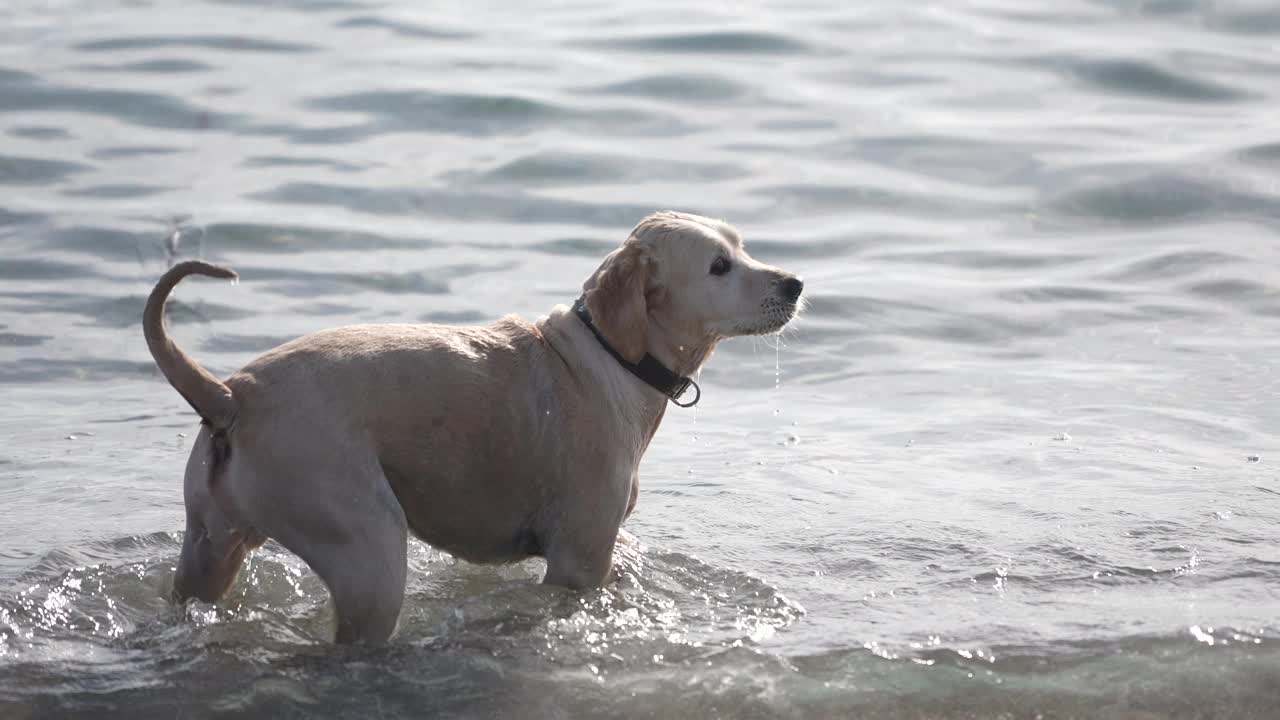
[3,0,1280,717]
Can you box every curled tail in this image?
[143,260,239,430]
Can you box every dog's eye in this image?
[709,257,731,276]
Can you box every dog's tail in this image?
[143,260,239,431]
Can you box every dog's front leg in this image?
[542,461,633,589]
[542,532,616,589]
[542,526,619,590]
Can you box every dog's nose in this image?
[778,276,804,303]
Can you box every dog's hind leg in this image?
[173,427,265,604]
[262,469,409,644]
[309,525,407,644]
[221,423,411,644]
[173,511,264,604]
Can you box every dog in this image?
[144,211,803,643]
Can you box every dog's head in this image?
[582,211,803,370]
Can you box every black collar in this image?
[572,297,700,407]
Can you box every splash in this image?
[160,217,208,267]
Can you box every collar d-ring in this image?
[670,377,701,408]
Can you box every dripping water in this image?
[773,338,781,417]
[689,371,699,476]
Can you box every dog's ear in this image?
[583,243,650,363]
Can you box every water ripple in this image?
[583,30,812,55]
[585,73,748,101]
[0,70,243,131]
[297,90,691,139]
[1067,58,1253,102]
[251,182,658,227]
[334,15,472,39]
[0,154,89,185]
[72,35,318,53]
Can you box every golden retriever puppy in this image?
[144,211,804,643]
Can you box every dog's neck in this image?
[570,298,702,407]
[540,307,675,421]
[644,315,717,380]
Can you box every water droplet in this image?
[229,277,240,286]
